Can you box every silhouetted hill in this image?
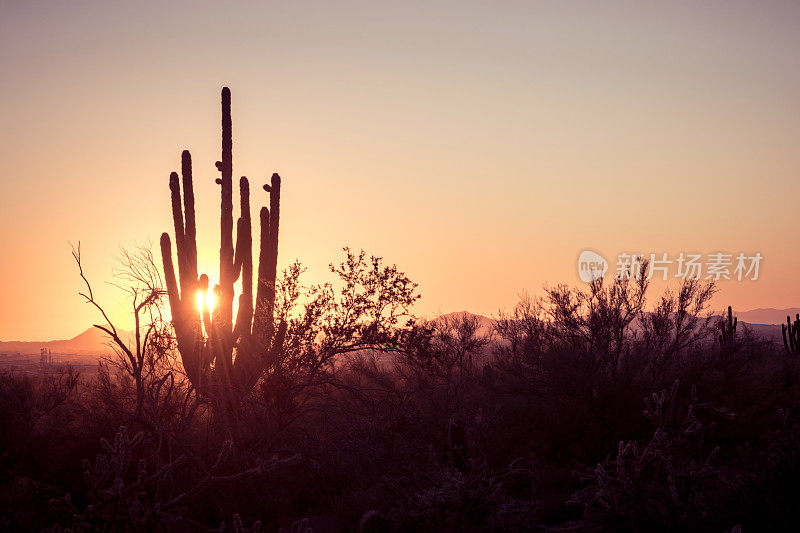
[735,308,800,326]
[430,309,787,348]
[432,311,496,335]
[737,322,783,346]
[1,307,792,359]
[0,327,133,357]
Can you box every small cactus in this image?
[782,314,800,356]
[718,305,737,351]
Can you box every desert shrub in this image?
[3,265,800,530]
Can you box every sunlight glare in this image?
[196,290,216,313]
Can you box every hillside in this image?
[735,307,800,326]
[0,326,132,357]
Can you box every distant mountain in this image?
[2,306,795,358]
[432,311,496,335]
[734,308,800,326]
[0,327,134,356]
[431,310,787,348]
[736,322,783,346]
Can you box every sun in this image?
[196,290,216,313]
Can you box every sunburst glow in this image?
[196,290,215,313]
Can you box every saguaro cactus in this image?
[718,305,737,351]
[782,314,800,356]
[160,87,286,397]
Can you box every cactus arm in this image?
[233,177,254,341]
[231,176,251,286]
[783,323,791,354]
[253,206,272,346]
[169,172,186,283]
[267,173,281,282]
[181,150,198,284]
[238,176,252,281]
[211,283,223,332]
[265,173,281,341]
[252,175,281,348]
[178,152,204,333]
[160,233,181,322]
[162,232,202,385]
[795,315,800,354]
[233,217,244,283]
[200,274,212,338]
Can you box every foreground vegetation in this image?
[2,261,799,531]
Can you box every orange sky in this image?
[1,1,799,340]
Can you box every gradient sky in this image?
[1,1,799,340]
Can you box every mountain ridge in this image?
[2,306,796,356]
[0,326,134,356]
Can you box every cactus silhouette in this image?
[782,314,800,356]
[718,305,737,352]
[160,87,286,400]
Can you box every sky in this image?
[1,1,799,340]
